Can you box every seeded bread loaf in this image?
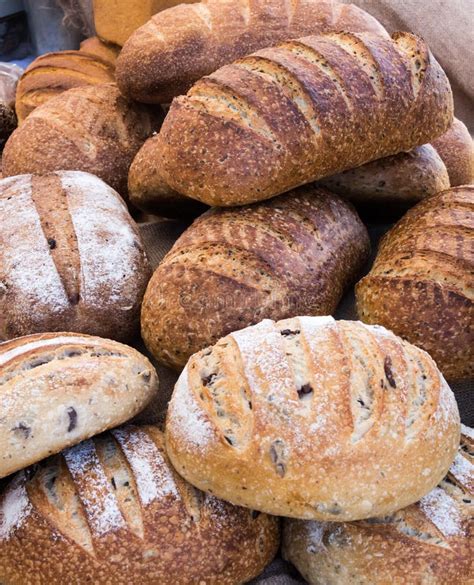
[282,425,473,585]
[165,316,460,520]
[79,37,121,66]
[141,187,370,369]
[117,0,388,104]
[0,334,158,479]
[431,117,474,186]
[356,185,473,381]
[0,425,279,584]
[2,84,162,198]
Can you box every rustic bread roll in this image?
[0,334,158,479]
[0,424,279,584]
[282,425,473,585]
[15,51,116,123]
[141,187,370,369]
[79,36,121,66]
[165,316,460,520]
[432,117,474,186]
[356,185,473,381]
[2,84,162,198]
[0,171,151,342]
[117,0,388,104]
[156,31,453,206]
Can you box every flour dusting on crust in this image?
[420,487,463,537]
[0,472,32,541]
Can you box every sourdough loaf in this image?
[432,117,474,186]
[141,187,370,369]
[0,334,158,479]
[79,37,121,66]
[0,425,279,584]
[2,84,162,198]
[356,185,473,381]
[117,0,388,104]
[156,31,453,206]
[282,425,473,585]
[0,172,151,342]
[165,316,460,520]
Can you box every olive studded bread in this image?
[282,425,473,585]
[141,186,370,369]
[0,425,279,584]
[156,31,453,206]
[0,334,158,479]
[356,185,473,381]
[165,316,460,521]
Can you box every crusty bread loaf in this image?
[356,185,473,381]
[0,334,158,479]
[282,425,473,585]
[165,316,460,520]
[156,31,453,206]
[2,84,162,198]
[79,37,121,66]
[0,100,16,151]
[0,424,279,584]
[117,0,388,104]
[0,171,151,342]
[432,117,474,186]
[141,187,370,369]
[15,51,116,123]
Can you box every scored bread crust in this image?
[141,186,370,370]
[165,316,460,521]
[282,426,474,585]
[356,185,473,381]
[79,37,121,67]
[0,333,158,479]
[431,118,474,186]
[0,425,279,584]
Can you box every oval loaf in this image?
[141,187,370,369]
[431,117,474,186]
[0,424,279,584]
[356,185,474,381]
[282,425,474,585]
[165,316,460,521]
[79,36,121,66]
[0,333,158,479]
[0,171,151,342]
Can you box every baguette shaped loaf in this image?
[282,426,474,585]
[116,0,388,103]
[432,117,474,186]
[356,185,474,381]
[0,334,158,479]
[156,31,453,206]
[0,172,151,342]
[2,84,162,197]
[165,317,460,520]
[15,51,115,123]
[79,37,121,66]
[0,425,279,584]
[141,187,370,369]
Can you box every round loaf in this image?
[79,36,121,66]
[282,425,473,585]
[356,185,473,381]
[165,316,460,520]
[15,51,116,123]
[0,334,158,479]
[2,84,162,197]
[0,424,279,584]
[141,187,370,369]
[431,117,474,186]
[0,171,151,342]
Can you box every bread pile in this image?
[0,1,473,583]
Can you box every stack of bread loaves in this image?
[0,0,473,583]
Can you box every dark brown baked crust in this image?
[432,118,474,186]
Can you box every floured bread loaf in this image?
[283,425,473,585]
[0,334,158,479]
[0,425,279,584]
[165,316,460,520]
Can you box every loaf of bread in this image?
[156,31,453,206]
[0,100,16,151]
[15,51,116,123]
[0,334,158,479]
[165,316,460,520]
[116,0,388,104]
[2,84,162,197]
[79,37,121,66]
[0,171,151,342]
[282,425,473,585]
[141,187,370,369]
[356,185,473,381]
[432,117,474,186]
[0,425,279,584]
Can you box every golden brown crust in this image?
[141,186,370,369]
[0,425,279,584]
[79,37,121,66]
[356,185,474,381]
[432,118,474,186]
